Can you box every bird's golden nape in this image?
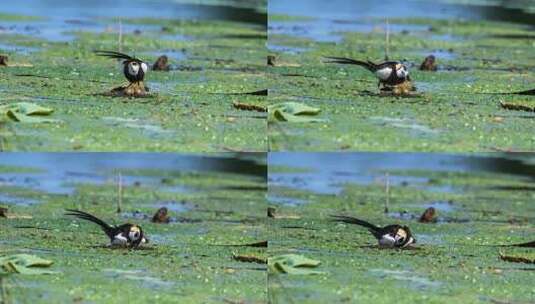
[396,227,407,239]
[128,225,141,240]
[394,226,416,248]
[129,225,148,247]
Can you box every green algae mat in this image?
[268,154,535,303]
[0,10,267,152]
[0,155,267,303]
[268,16,535,152]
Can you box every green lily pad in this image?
[0,254,58,275]
[0,102,60,123]
[268,254,327,275]
[268,102,327,123]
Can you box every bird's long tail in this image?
[65,209,115,238]
[94,50,134,61]
[330,215,380,232]
[323,57,376,72]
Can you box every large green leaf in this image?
[0,254,58,275]
[268,254,327,275]
[268,102,327,123]
[0,102,60,123]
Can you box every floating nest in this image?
[103,81,153,98]
[379,80,419,97]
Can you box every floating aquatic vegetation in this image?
[0,102,59,123]
[269,254,326,275]
[0,254,58,275]
[269,102,326,123]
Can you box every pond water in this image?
[0,153,266,198]
[4,0,266,24]
[269,0,535,43]
[0,0,266,43]
[269,153,535,196]
[270,0,535,25]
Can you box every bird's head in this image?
[395,226,415,247]
[128,225,146,247]
[126,60,148,77]
[395,63,409,79]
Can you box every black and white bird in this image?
[324,57,410,88]
[66,209,147,248]
[95,50,148,84]
[331,215,415,248]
